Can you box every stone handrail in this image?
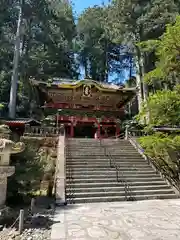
[54,128,66,205]
[153,127,180,132]
[100,139,136,201]
[126,126,180,139]
[24,125,65,137]
[0,166,15,178]
[125,127,145,140]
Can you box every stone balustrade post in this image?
[25,124,31,134]
[125,125,129,140]
[55,133,66,205]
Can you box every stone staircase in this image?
[65,138,179,203]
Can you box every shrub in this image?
[139,133,180,189]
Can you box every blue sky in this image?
[72,0,110,15]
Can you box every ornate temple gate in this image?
[30,79,136,139]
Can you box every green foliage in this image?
[139,133,180,187]
[105,0,178,89]
[0,0,78,117]
[141,16,180,83]
[76,5,132,82]
[7,137,57,199]
[137,85,180,126]
[0,103,4,109]
[137,40,160,53]
[1,0,180,118]
[108,0,177,44]
[76,6,109,81]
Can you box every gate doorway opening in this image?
[74,123,96,138]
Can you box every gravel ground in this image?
[0,209,54,240]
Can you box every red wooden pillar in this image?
[101,125,106,139]
[70,122,74,138]
[104,126,108,138]
[115,125,120,137]
[97,124,100,139]
[94,118,101,139]
[116,121,121,138]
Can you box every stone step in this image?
[66,153,139,156]
[68,139,128,141]
[67,149,133,151]
[66,166,152,170]
[66,170,156,176]
[67,139,100,141]
[66,173,160,179]
[64,139,178,204]
[67,145,133,148]
[66,153,143,160]
[66,145,135,151]
[66,189,175,198]
[68,144,133,146]
[66,145,133,148]
[66,152,141,155]
[67,140,128,143]
[67,143,133,145]
[68,140,127,142]
[66,154,144,160]
[67,148,134,151]
[67,143,101,145]
[66,185,172,193]
[66,167,153,172]
[66,158,148,165]
[66,158,143,162]
[67,139,123,142]
[66,146,136,149]
[66,194,178,204]
[66,161,149,166]
[66,181,169,188]
[67,144,102,146]
[67,145,134,149]
[94,142,132,144]
[66,160,144,164]
[66,176,164,183]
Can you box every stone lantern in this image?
[0,125,25,209]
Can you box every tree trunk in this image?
[135,47,151,123]
[135,46,144,112]
[9,0,23,119]
[84,56,89,78]
[47,180,53,197]
[143,53,149,102]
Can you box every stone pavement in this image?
[51,199,180,240]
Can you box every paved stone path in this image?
[51,199,180,240]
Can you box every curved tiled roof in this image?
[30,78,136,92]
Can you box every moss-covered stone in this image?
[7,136,58,204]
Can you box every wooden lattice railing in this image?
[24,124,65,137]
